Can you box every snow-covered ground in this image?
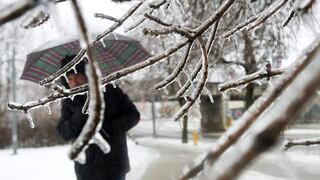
[2,125,320,180]
[0,139,157,180]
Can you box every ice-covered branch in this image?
[169,19,221,100]
[143,26,194,39]
[20,10,49,29]
[223,16,258,38]
[68,0,104,161]
[218,67,285,92]
[246,0,289,31]
[125,0,167,32]
[39,1,144,86]
[154,41,194,90]
[210,37,320,180]
[284,137,320,150]
[179,37,320,180]
[8,39,190,112]
[294,0,316,14]
[282,9,295,27]
[94,13,121,23]
[0,0,38,27]
[173,37,208,121]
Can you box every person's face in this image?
[67,73,87,88]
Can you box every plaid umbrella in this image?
[21,33,150,83]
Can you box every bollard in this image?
[192,130,198,146]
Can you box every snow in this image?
[0,139,157,180]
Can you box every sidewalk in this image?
[129,120,320,180]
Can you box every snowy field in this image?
[0,139,157,180]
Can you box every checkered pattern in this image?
[21,34,150,83]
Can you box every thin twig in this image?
[246,0,289,31]
[94,13,121,23]
[68,0,104,161]
[173,37,208,121]
[218,68,285,92]
[284,137,320,150]
[0,0,37,27]
[154,41,194,90]
[125,0,167,32]
[20,10,50,29]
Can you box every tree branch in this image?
[179,36,320,180]
[218,67,285,92]
[284,137,320,150]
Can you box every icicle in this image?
[73,66,78,74]
[102,84,107,92]
[55,99,61,105]
[70,95,75,101]
[176,77,182,88]
[111,81,117,88]
[196,97,201,104]
[112,32,118,40]
[203,87,214,103]
[174,0,186,14]
[221,91,228,99]
[26,111,35,128]
[45,104,52,115]
[163,87,169,95]
[74,146,88,164]
[120,79,125,85]
[100,39,106,47]
[62,73,68,83]
[91,133,111,154]
[195,106,202,119]
[187,112,193,121]
[182,70,196,90]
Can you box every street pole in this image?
[151,100,157,138]
[11,48,18,155]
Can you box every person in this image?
[56,55,140,180]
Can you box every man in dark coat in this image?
[56,56,140,180]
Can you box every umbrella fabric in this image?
[21,33,150,83]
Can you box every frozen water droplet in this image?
[45,104,52,115]
[102,85,107,92]
[73,67,77,74]
[176,77,182,88]
[112,32,118,40]
[111,81,117,88]
[204,87,214,103]
[74,149,87,164]
[70,95,75,101]
[55,99,61,105]
[163,88,169,95]
[92,132,110,154]
[222,91,228,99]
[100,39,106,47]
[26,111,35,128]
[63,74,68,83]
[187,112,193,121]
[195,106,202,119]
[196,97,201,104]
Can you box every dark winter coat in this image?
[56,84,140,180]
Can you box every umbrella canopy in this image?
[21,33,150,83]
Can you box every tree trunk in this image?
[245,83,255,109]
[243,31,257,110]
[178,98,188,143]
